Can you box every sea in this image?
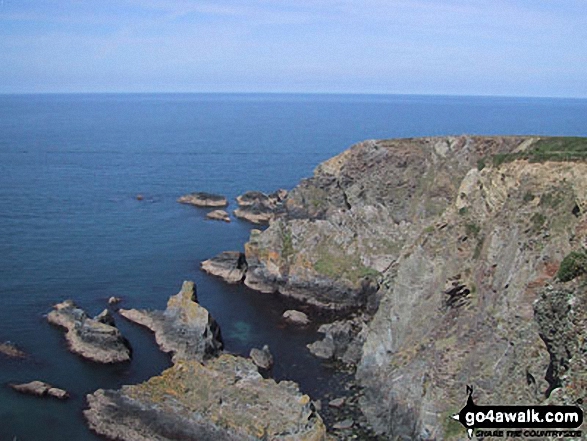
[0,93,586,440]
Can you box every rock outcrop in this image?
[85,356,325,440]
[47,300,131,363]
[205,136,587,439]
[207,209,231,222]
[201,251,248,284]
[119,281,222,362]
[233,190,288,224]
[10,380,69,399]
[178,192,228,207]
[307,314,366,366]
[250,345,274,370]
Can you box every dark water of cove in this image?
[0,93,586,440]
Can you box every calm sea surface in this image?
[0,93,586,440]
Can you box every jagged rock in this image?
[108,296,121,305]
[201,251,247,284]
[10,381,69,399]
[47,300,131,364]
[282,310,310,326]
[206,209,231,222]
[95,309,115,326]
[250,345,274,370]
[119,281,222,362]
[0,342,27,359]
[177,192,228,207]
[307,316,366,365]
[84,354,326,441]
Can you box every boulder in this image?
[108,296,121,305]
[206,209,231,222]
[328,397,345,409]
[119,281,222,362]
[201,251,247,284]
[177,192,228,207]
[10,381,69,400]
[307,315,367,365]
[282,310,310,326]
[250,345,274,370]
[0,342,27,359]
[47,300,131,364]
[84,354,326,441]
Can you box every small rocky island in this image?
[47,300,131,364]
[177,191,228,207]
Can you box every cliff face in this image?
[238,136,587,439]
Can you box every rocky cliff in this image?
[213,136,587,439]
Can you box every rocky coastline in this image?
[198,136,587,439]
[18,135,586,440]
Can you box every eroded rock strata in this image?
[204,136,587,439]
[47,300,131,364]
[119,281,222,363]
[233,189,288,224]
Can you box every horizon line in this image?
[1,91,586,101]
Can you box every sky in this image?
[0,0,586,97]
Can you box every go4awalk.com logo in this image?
[451,386,583,439]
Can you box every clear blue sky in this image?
[1,0,586,97]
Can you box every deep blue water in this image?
[0,93,586,440]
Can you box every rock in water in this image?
[47,300,131,364]
[177,192,228,207]
[119,281,222,362]
[10,381,69,399]
[201,251,248,284]
[107,296,121,305]
[282,310,310,325]
[84,354,326,441]
[250,344,274,370]
[0,342,27,359]
[206,209,231,222]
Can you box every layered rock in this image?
[119,281,222,362]
[178,192,228,207]
[47,300,131,363]
[84,354,326,441]
[204,136,587,439]
[201,251,248,284]
[233,190,288,224]
[10,381,69,399]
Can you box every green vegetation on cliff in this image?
[557,249,587,282]
[491,137,587,166]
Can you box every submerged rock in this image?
[47,300,131,364]
[10,380,69,399]
[250,344,274,370]
[119,281,222,362]
[178,192,228,207]
[84,354,326,441]
[201,251,248,284]
[0,342,27,359]
[206,209,231,222]
[282,310,310,326]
